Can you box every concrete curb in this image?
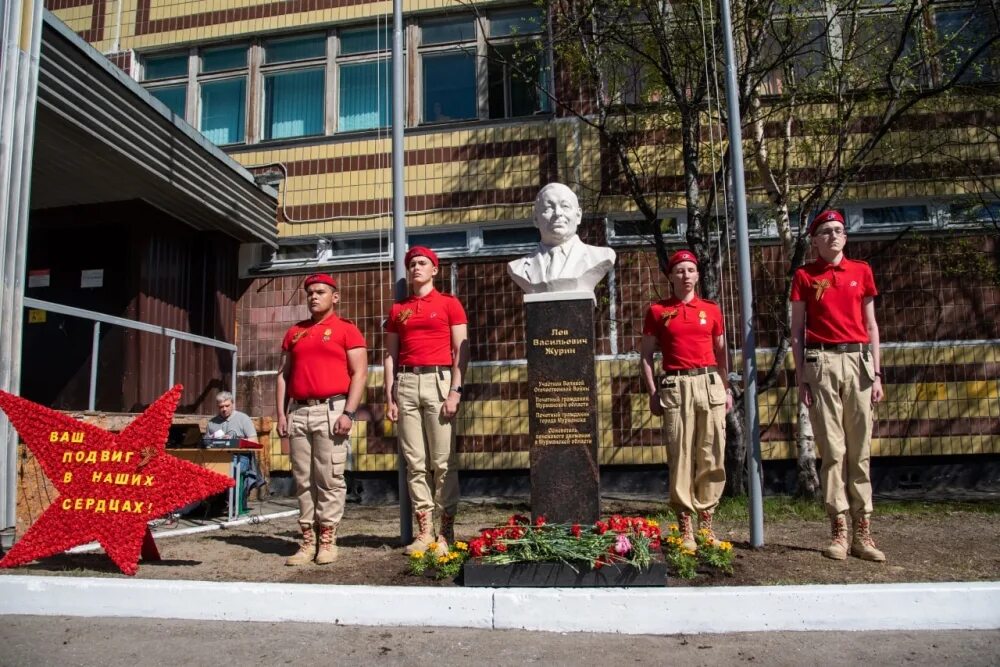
[2,576,998,634]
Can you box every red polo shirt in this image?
[386,289,468,366]
[791,256,877,344]
[281,312,366,400]
[642,296,724,371]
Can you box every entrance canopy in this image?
[32,12,278,246]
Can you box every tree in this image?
[476,0,999,496]
[747,0,1000,494]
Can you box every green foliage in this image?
[407,541,469,580]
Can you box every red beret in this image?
[303,274,337,290]
[405,245,439,268]
[809,210,845,235]
[667,250,698,271]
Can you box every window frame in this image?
[605,212,687,247]
[334,25,395,134]
[258,33,328,142]
[417,8,552,125]
[140,45,252,146]
[137,6,556,144]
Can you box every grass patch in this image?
[652,496,1000,524]
[874,499,1000,516]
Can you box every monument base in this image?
[525,295,600,525]
[462,555,668,588]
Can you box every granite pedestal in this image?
[525,291,600,525]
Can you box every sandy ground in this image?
[3,497,999,586]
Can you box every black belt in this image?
[398,365,449,374]
[292,394,346,407]
[805,343,870,353]
[661,366,718,384]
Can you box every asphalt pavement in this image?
[1,616,997,666]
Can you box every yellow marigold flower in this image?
[698,528,710,535]
[410,551,425,560]
[681,548,696,557]
[427,542,439,551]
[669,524,679,532]
[721,542,733,551]
[455,541,469,551]
[437,556,449,564]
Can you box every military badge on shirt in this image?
[812,278,831,302]
[661,309,678,327]
[396,309,414,324]
[698,310,707,325]
[290,329,307,346]
[322,328,332,342]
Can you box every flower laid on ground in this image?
[407,542,469,579]
[466,514,662,572]
[661,522,735,579]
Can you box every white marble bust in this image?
[507,183,616,297]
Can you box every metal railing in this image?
[23,297,238,411]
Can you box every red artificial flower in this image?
[594,521,608,535]
[495,542,508,553]
[0,386,232,576]
[534,515,547,527]
[470,538,487,557]
[571,523,582,538]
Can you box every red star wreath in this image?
[0,385,234,575]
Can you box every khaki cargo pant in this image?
[659,371,727,515]
[802,349,876,516]
[289,399,348,527]
[396,369,459,517]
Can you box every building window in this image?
[419,9,549,124]
[860,204,930,227]
[200,78,246,145]
[421,17,478,123]
[262,35,325,140]
[198,45,248,146]
[143,52,188,117]
[145,53,187,79]
[408,230,469,253]
[337,26,392,132]
[150,85,186,117]
[607,215,683,246]
[935,8,998,83]
[481,225,540,249]
[487,8,549,118]
[948,200,1000,225]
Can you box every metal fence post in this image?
[168,338,176,389]
[88,321,100,411]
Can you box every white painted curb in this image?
[492,582,1000,633]
[1,576,998,634]
[0,576,493,629]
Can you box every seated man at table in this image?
[206,391,258,441]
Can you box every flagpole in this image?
[718,0,764,547]
[390,0,412,543]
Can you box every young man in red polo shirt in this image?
[791,210,886,562]
[384,246,469,557]
[641,250,733,552]
[276,274,368,566]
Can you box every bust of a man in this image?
[507,183,616,297]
